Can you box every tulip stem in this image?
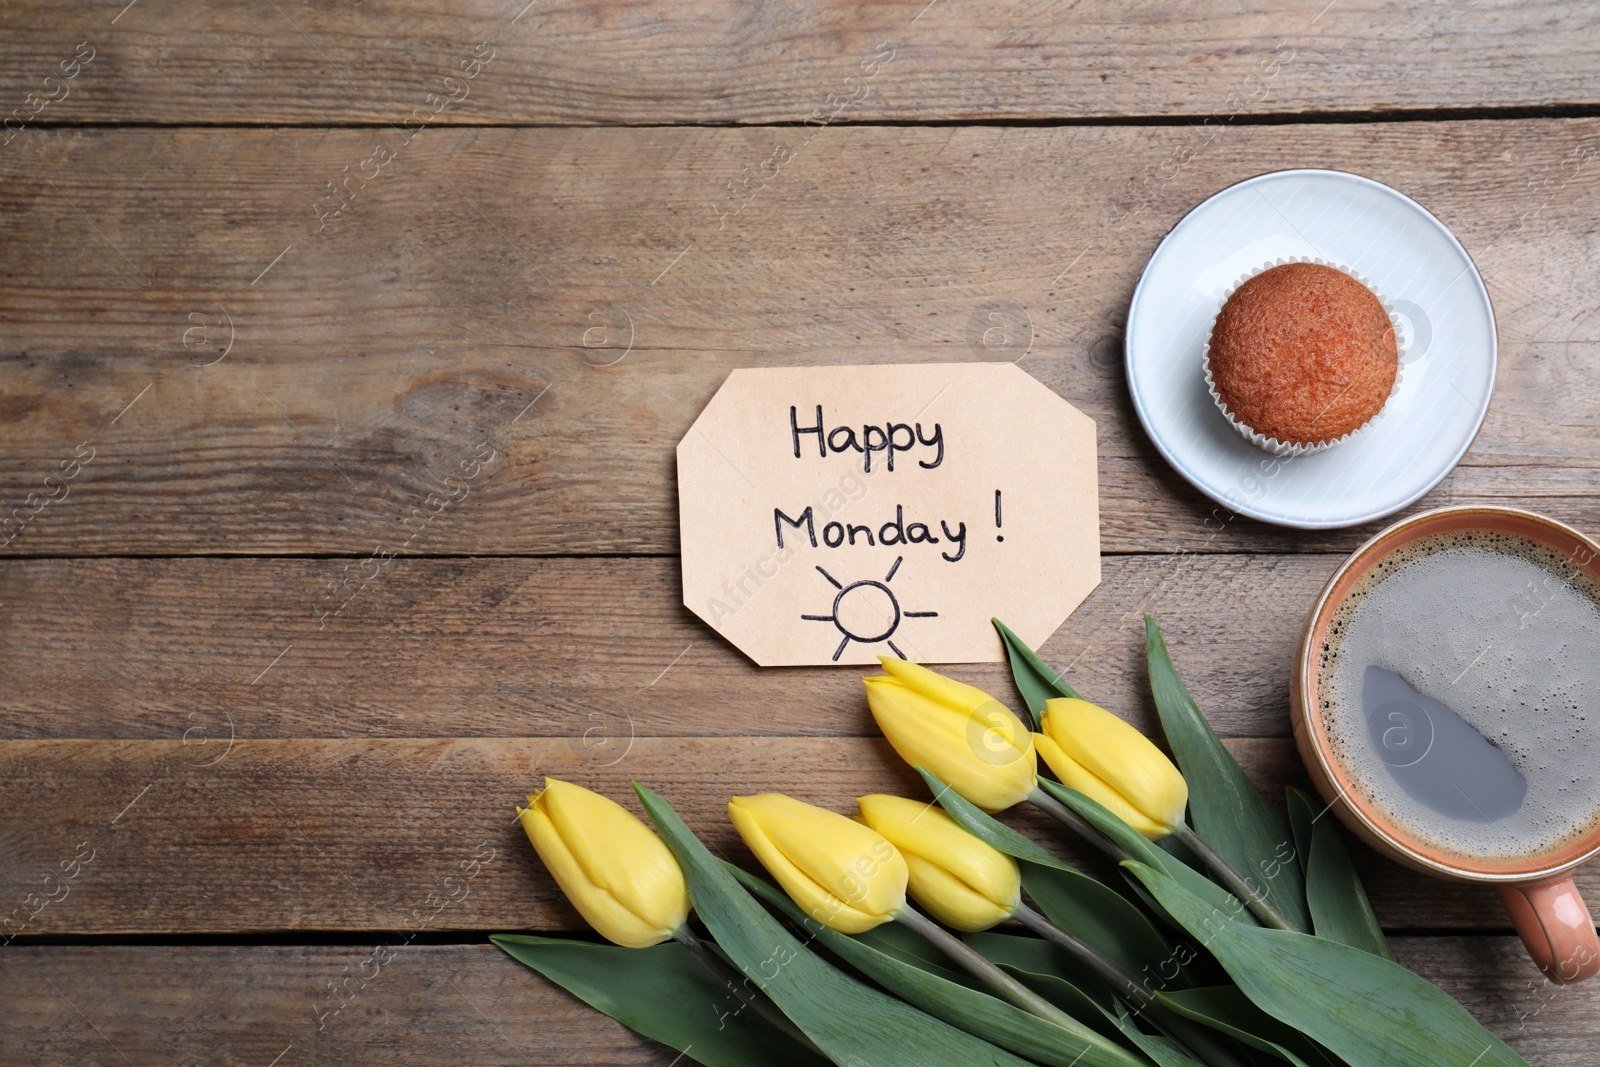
[1030,777,1297,934]
[672,926,821,1053]
[1171,823,1297,933]
[1012,903,1154,1009]
[1013,904,1251,1067]
[894,905,1083,1032]
[1027,784,1127,864]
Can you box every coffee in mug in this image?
[1294,507,1600,983]
[1316,529,1600,863]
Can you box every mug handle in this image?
[1497,874,1600,983]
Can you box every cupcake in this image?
[1204,260,1400,456]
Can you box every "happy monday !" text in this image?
[772,405,982,564]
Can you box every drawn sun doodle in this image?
[801,556,938,662]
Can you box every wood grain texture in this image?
[0,552,1340,741]
[2,122,1599,556]
[2,938,1595,1065]
[3,736,1594,936]
[0,942,669,1067]
[1,1,1596,125]
[2,0,1597,1057]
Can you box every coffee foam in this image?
[1318,530,1600,862]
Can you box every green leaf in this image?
[1285,789,1316,882]
[634,783,1037,1067]
[1160,987,1340,1067]
[1122,861,1531,1067]
[969,932,1119,1014]
[915,766,1185,980]
[1306,814,1394,961]
[1286,787,1390,961]
[977,936,1270,1067]
[1109,1004,1210,1067]
[1034,776,1253,926]
[969,934,1180,1059]
[1144,617,1311,933]
[491,935,832,1067]
[994,617,1083,727]
[849,924,1133,1052]
[855,921,980,987]
[729,863,1151,1067]
[1115,1032,1206,1067]
[1023,864,1193,988]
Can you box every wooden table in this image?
[3,2,1599,1062]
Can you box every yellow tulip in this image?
[1036,698,1189,839]
[729,793,907,934]
[518,778,690,949]
[856,794,1021,932]
[863,657,1036,813]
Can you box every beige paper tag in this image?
[677,363,1100,666]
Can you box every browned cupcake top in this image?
[1207,262,1398,445]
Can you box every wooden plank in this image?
[2,938,1594,1065]
[3,122,1598,556]
[0,553,1340,741]
[0,943,670,1067]
[3,736,1592,935]
[0,2,1595,126]
[1388,937,1600,1064]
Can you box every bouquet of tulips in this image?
[494,618,1530,1067]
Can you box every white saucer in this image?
[1125,169,1496,530]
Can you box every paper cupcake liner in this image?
[1202,256,1405,458]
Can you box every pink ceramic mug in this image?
[1292,505,1600,983]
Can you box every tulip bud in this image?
[863,657,1036,813]
[729,793,907,934]
[856,794,1021,932]
[518,778,690,949]
[1036,698,1189,839]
